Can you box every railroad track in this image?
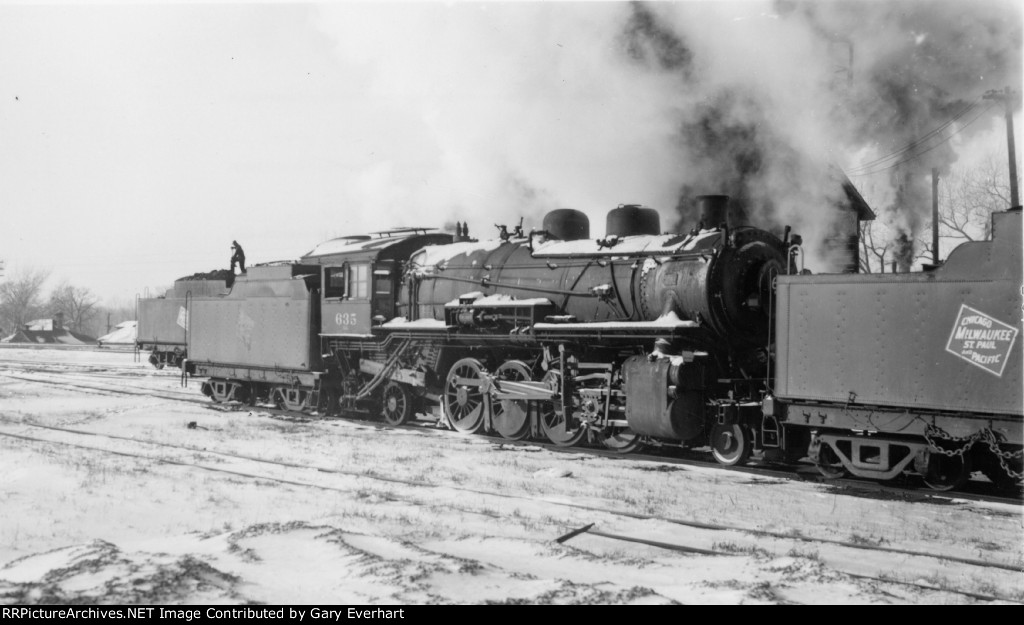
[0,418,1020,604]
[0,344,135,353]
[2,362,1021,507]
[0,370,208,405]
[0,358,160,377]
[0,366,183,388]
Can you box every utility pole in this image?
[983,86,1020,207]
[931,168,939,264]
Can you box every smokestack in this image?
[696,195,729,229]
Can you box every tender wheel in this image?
[815,443,846,479]
[978,446,1023,491]
[538,364,586,447]
[381,381,414,426]
[598,427,643,454]
[276,387,309,412]
[710,423,751,466]
[233,383,251,405]
[251,384,272,406]
[444,358,488,434]
[208,379,236,403]
[491,360,532,440]
[923,452,972,491]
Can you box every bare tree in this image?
[0,268,50,334]
[859,156,1011,272]
[859,220,891,273]
[89,302,137,338]
[48,282,99,334]
[934,155,1011,243]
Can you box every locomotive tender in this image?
[139,197,1023,490]
[770,206,1022,489]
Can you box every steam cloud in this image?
[315,1,1021,270]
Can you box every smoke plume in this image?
[314,1,1021,269]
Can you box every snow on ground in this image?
[0,347,1021,604]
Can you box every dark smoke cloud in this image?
[619,0,1021,267]
[894,232,915,272]
[810,0,1021,171]
[796,0,1022,259]
[314,2,1020,270]
[667,90,805,232]
[621,2,694,74]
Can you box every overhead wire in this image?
[846,97,983,174]
[847,101,997,177]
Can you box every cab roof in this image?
[301,230,452,263]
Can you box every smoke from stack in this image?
[314,2,1021,266]
[894,232,915,272]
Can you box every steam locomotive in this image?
[138,197,1023,490]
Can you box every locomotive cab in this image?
[323,261,373,334]
[320,259,399,334]
[301,229,454,337]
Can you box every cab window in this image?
[325,266,347,299]
[348,263,370,300]
[324,263,370,300]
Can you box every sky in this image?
[0,1,1020,305]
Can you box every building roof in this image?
[1,318,97,345]
[841,178,875,221]
[833,166,875,221]
[97,321,137,345]
[2,328,96,345]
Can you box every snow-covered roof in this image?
[25,319,54,331]
[410,239,508,272]
[97,321,137,345]
[407,231,722,277]
[2,326,96,345]
[531,230,721,258]
[303,230,442,258]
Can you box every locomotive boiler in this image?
[358,195,791,458]
[407,196,786,349]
